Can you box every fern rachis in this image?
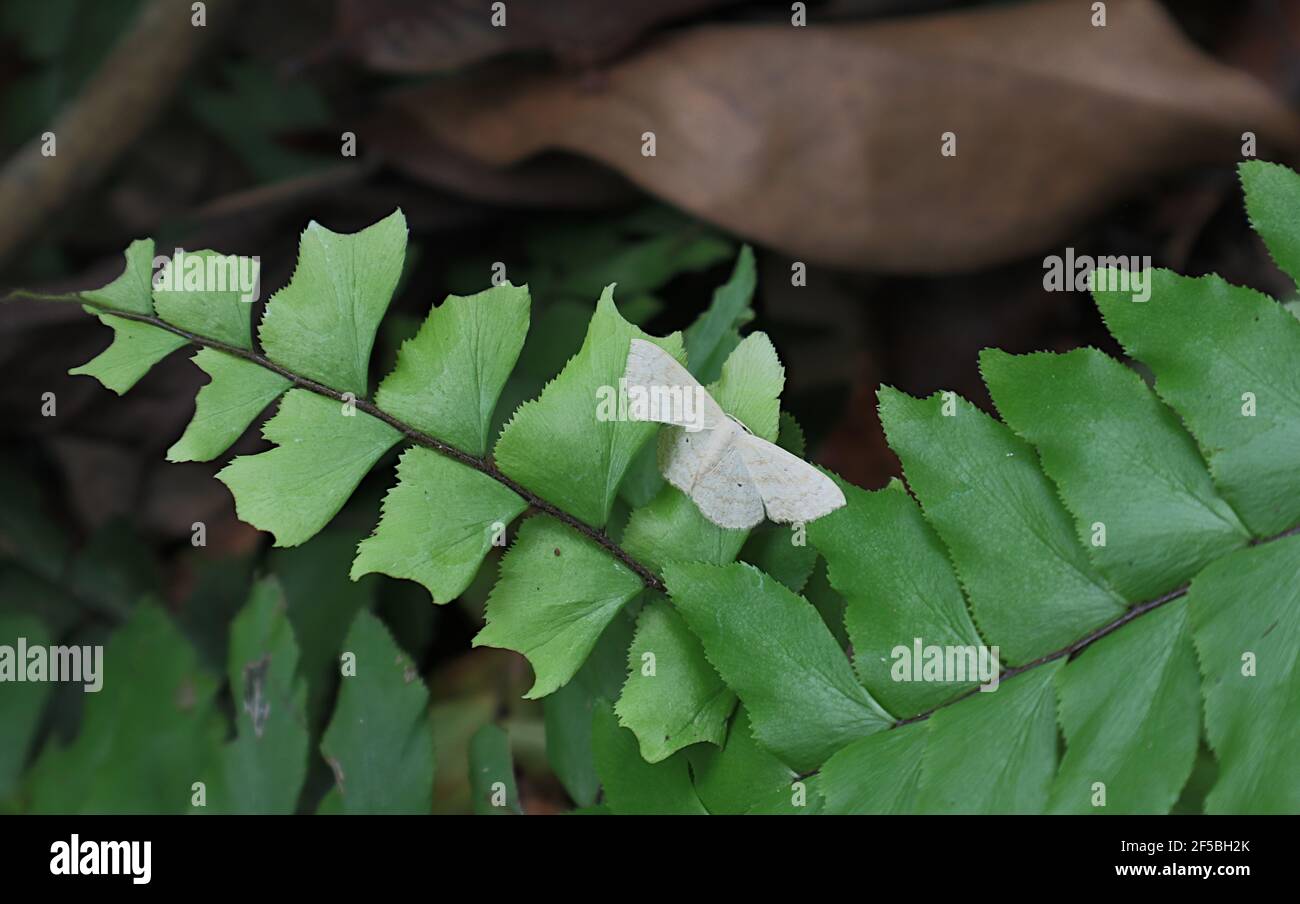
[10,161,1300,815]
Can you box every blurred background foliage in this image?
[0,0,1297,812]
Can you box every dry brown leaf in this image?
[365,113,638,208]
[385,0,1300,272]
[338,0,742,72]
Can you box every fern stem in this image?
[27,291,1300,755]
[886,520,1300,727]
[788,520,1300,781]
[57,296,668,593]
[893,584,1190,728]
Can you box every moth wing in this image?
[683,442,765,530]
[658,415,735,496]
[658,419,764,529]
[659,426,710,497]
[737,434,846,524]
[624,338,725,429]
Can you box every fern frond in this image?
[17,161,1300,815]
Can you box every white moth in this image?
[623,338,846,529]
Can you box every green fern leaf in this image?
[0,614,52,797]
[590,701,707,815]
[1048,602,1200,815]
[468,724,523,815]
[1189,536,1300,813]
[474,516,643,699]
[80,236,155,314]
[614,596,736,763]
[1240,159,1300,286]
[820,722,927,815]
[707,332,784,442]
[1095,269,1300,536]
[879,386,1125,664]
[68,312,187,394]
[808,477,983,714]
[689,707,816,815]
[542,613,634,808]
[258,211,407,396]
[620,485,748,573]
[26,605,222,814]
[493,287,683,528]
[665,561,892,773]
[916,662,1062,814]
[152,249,260,349]
[982,347,1248,600]
[216,390,400,547]
[167,349,291,462]
[736,523,817,592]
[351,447,527,603]
[318,610,433,814]
[683,245,756,384]
[373,283,529,457]
[822,646,1062,817]
[203,578,310,814]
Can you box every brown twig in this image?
[0,0,236,270]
